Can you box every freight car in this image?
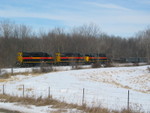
[16,52,108,67]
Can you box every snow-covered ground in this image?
[0,65,150,113]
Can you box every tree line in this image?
[0,20,150,67]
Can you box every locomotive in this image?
[16,52,108,67]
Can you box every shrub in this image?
[132,62,139,66]
[40,66,53,73]
[0,68,1,75]
[105,62,114,67]
[92,62,101,68]
[147,66,150,73]
[32,64,53,73]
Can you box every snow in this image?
[0,102,52,113]
[0,65,150,113]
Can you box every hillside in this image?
[0,65,150,113]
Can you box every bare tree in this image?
[0,20,14,38]
[19,24,32,39]
[71,23,101,37]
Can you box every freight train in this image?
[16,52,108,67]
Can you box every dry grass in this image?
[0,108,21,113]
[0,72,31,78]
[0,67,59,83]
[0,68,51,81]
[0,94,143,113]
[0,73,11,79]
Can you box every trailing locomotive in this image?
[16,52,108,67]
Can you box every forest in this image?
[0,20,150,67]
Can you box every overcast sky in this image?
[0,0,150,37]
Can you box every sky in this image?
[0,0,150,37]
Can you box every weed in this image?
[0,94,143,113]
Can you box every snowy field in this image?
[0,65,150,113]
